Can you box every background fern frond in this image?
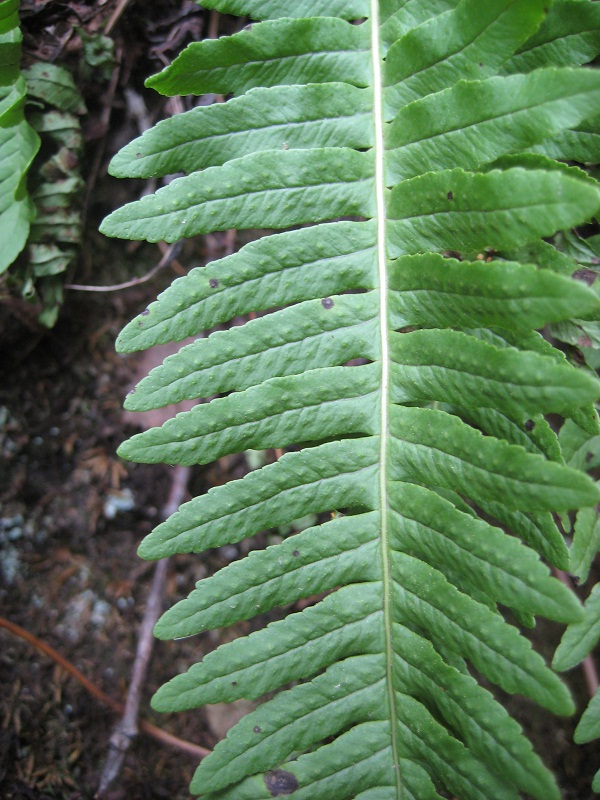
[102,1,600,797]
[554,585,600,793]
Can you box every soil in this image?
[0,2,599,799]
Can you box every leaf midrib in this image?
[372,2,402,798]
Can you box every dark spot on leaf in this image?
[253,725,261,733]
[209,278,220,288]
[478,62,483,67]
[572,268,596,286]
[447,191,453,200]
[136,152,142,158]
[322,297,334,309]
[265,770,299,796]
[231,681,237,686]
[525,419,535,431]
[292,550,300,557]
[586,452,594,463]
[141,309,150,316]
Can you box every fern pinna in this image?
[101,1,600,798]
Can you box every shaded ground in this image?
[0,2,599,799]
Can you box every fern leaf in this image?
[554,584,600,792]
[102,1,600,797]
[0,0,39,274]
[557,420,600,582]
[501,0,600,74]
[553,583,600,671]
[197,0,369,22]
[146,19,371,97]
[574,687,600,792]
[23,61,86,114]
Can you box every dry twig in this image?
[104,0,133,35]
[0,615,210,760]
[96,465,192,797]
[65,241,183,293]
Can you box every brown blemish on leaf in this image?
[209,278,220,288]
[264,770,299,796]
[321,297,334,309]
[447,191,453,200]
[572,268,597,286]
[253,725,261,733]
[524,419,535,431]
[141,309,150,316]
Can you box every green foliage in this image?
[22,62,85,326]
[555,585,600,792]
[0,0,85,326]
[554,413,600,795]
[0,0,39,275]
[102,1,600,797]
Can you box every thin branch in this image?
[97,465,192,797]
[104,0,133,35]
[65,242,183,293]
[583,654,600,698]
[208,9,220,39]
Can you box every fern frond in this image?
[101,1,600,797]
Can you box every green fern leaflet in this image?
[101,1,600,798]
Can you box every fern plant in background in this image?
[21,61,86,327]
[0,0,86,326]
[101,1,600,797]
[553,415,600,793]
[555,583,600,793]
